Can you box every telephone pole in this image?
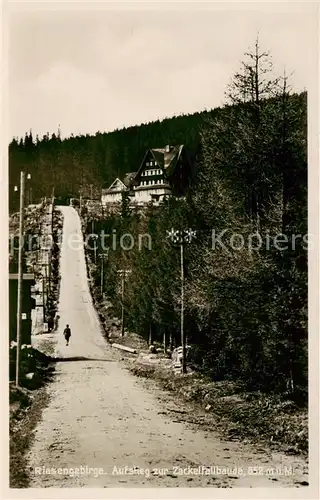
[99,252,108,296]
[16,171,25,387]
[101,257,104,296]
[117,269,131,336]
[51,186,55,233]
[121,273,125,336]
[42,265,46,323]
[180,241,186,373]
[166,227,196,374]
[92,235,97,263]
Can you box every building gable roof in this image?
[103,177,127,194]
[135,145,185,178]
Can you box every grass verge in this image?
[9,384,50,488]
[128,356,308,456]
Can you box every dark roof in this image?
[136,145,185,178]
[123,172,137,187]
[103,145,187,193]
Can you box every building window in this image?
[154,161,157,166]
[146,162,149,167]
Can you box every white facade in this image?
[101,178,127,206]
[133,185,172,205]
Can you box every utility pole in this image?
[42,265,46,323]
[26,173,31,206]
[51,186,55,233]
[166,227,196,374]
[48,251,52,293]
[180,241,186,373]
[121,273,125,336]
[117,269,132,336]
[101,257,104,296]
[16,171,25,387]
[99,252,108,296]
[93,235,97,263]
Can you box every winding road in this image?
[26,206,308,488]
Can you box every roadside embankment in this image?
[9,202,63,488]
[126,353,308,457]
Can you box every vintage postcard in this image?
[2,0,319,499]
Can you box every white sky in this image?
[6,1,318,140]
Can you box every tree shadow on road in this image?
[53,356,115,362]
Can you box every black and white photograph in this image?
[3,0,319,495]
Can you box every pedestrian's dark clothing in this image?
[64,327,71,340]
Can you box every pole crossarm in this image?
[166,227,197,245]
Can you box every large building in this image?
[101,145,193,208]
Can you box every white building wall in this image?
[102,184,172,207]
[101,192,123,205]
[133,187,171,204]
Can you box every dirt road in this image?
[26,206,308,488]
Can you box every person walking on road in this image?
[63,324,71,346]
